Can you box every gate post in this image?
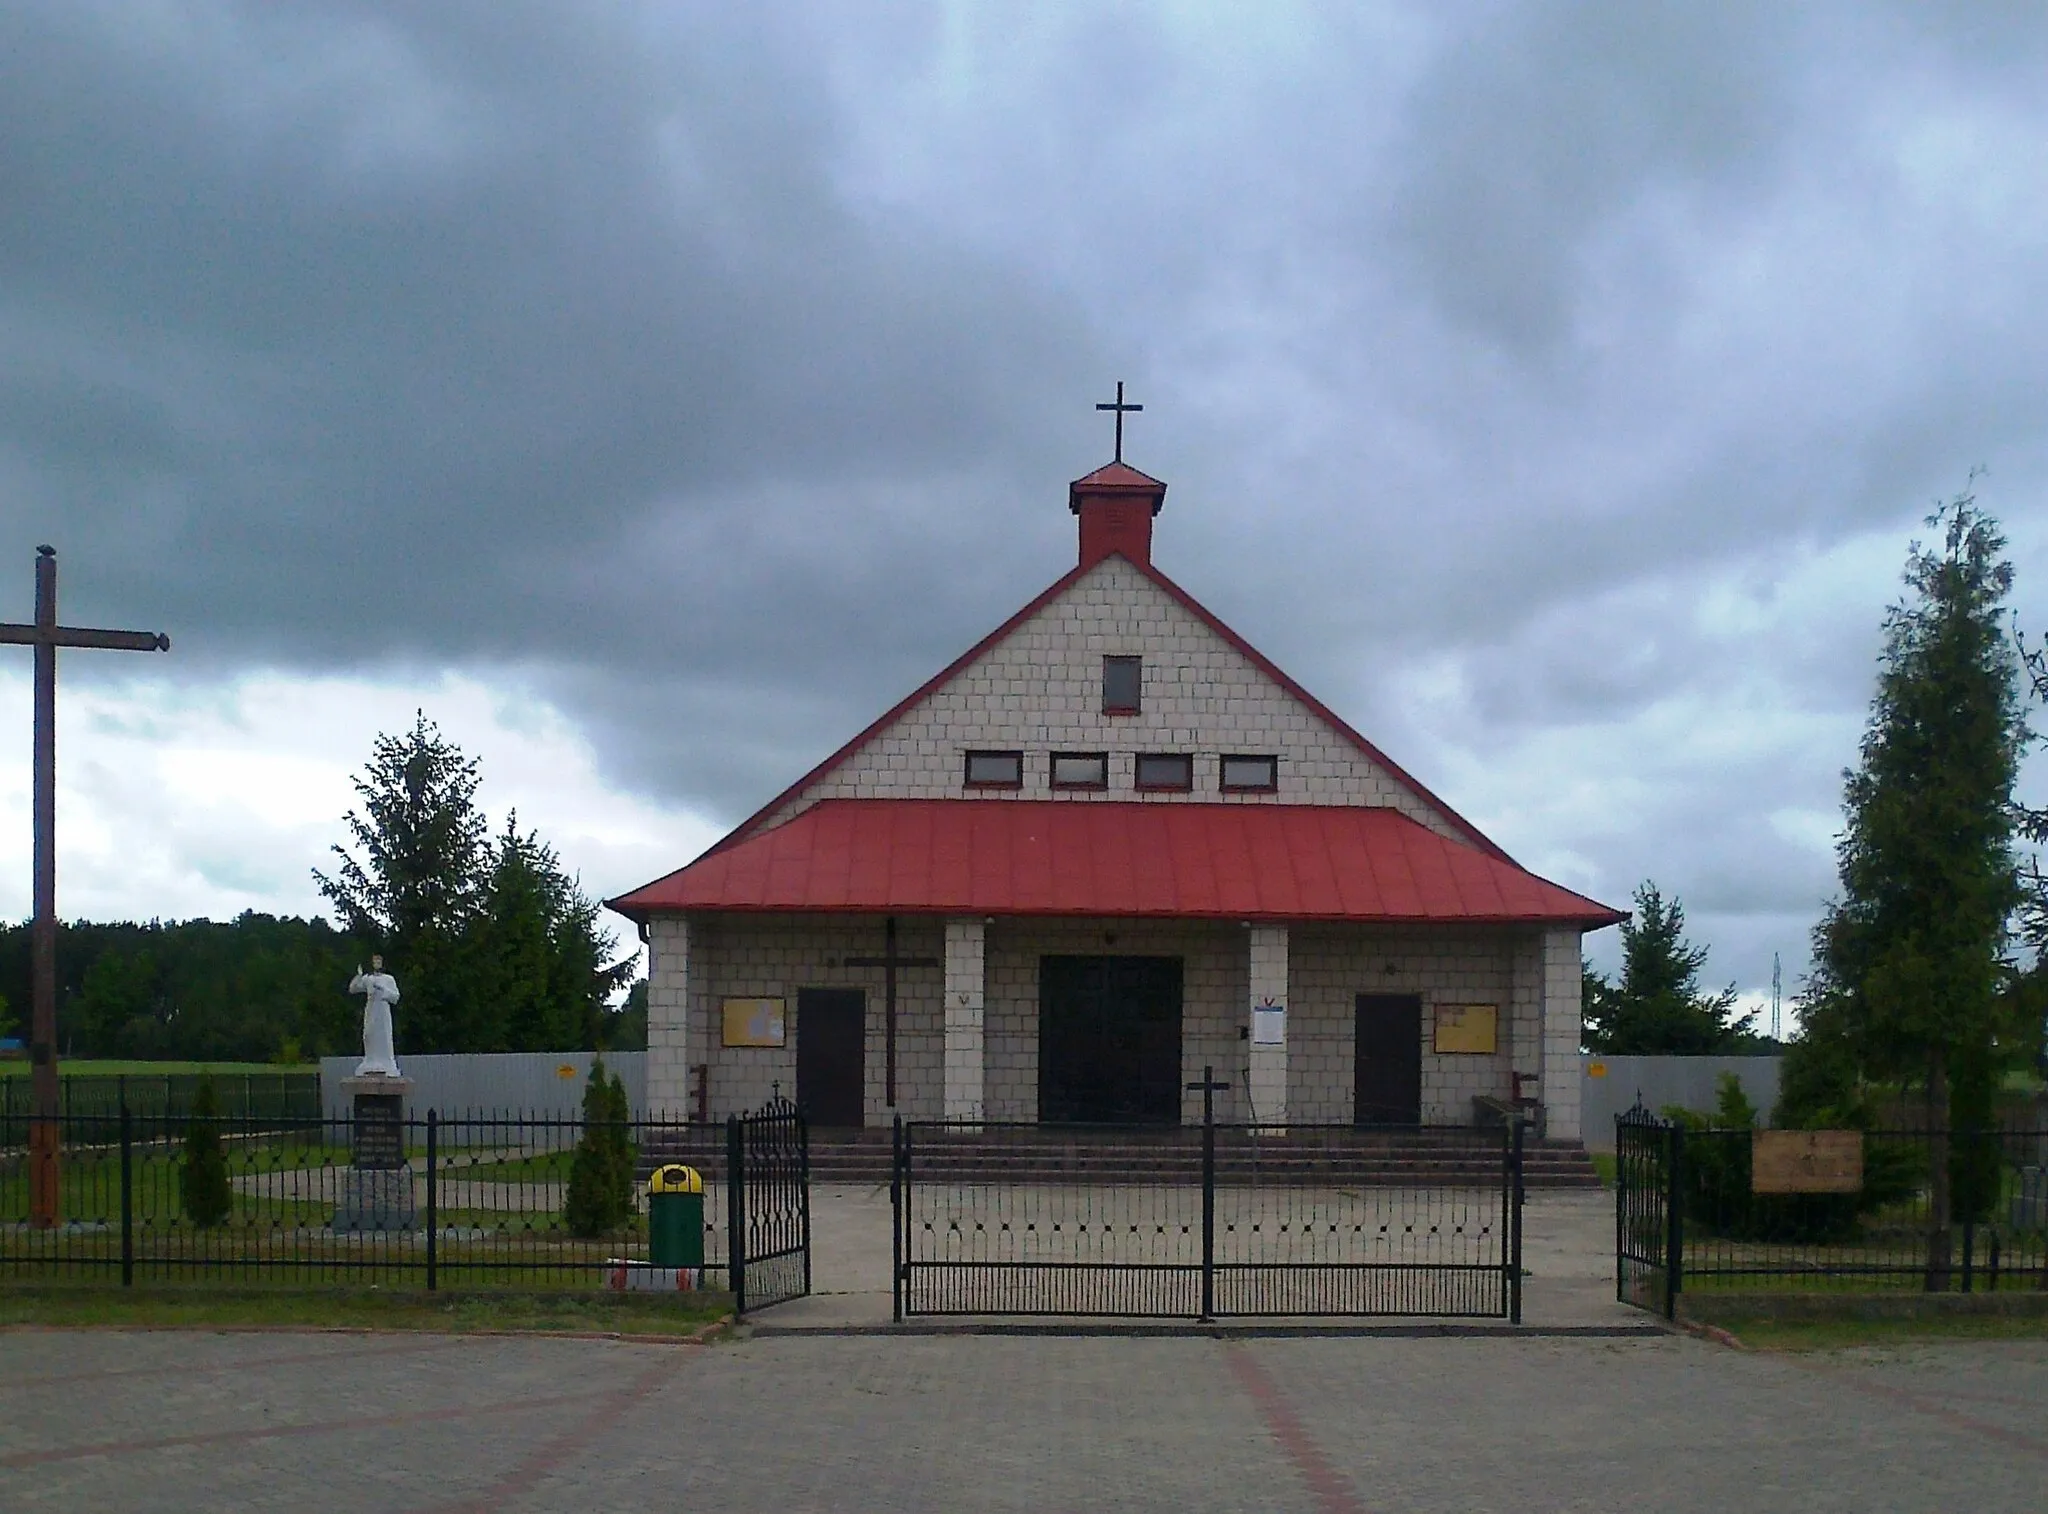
[726,1114,745,1315]
[119,1101,133,1288]
[1509,1117,1525,1325]
[1664,1121,1685,1321]
[1201,1065,1217,1322]
[425,1110,438,1292]
[891,1115,904,1323]
[1614,1114,1627,1305]
[799,1110,812,1299]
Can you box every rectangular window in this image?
[1220,754,1279,793]
[1135,753,1194,791]
[963,750,1024,789]
[1103,656,1142,714]
[1051,752,1109,790]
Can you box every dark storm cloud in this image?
[6,1,2048,999]
[0,2,1097,675]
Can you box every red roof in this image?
[609,799,1625,927]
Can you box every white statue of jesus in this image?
[349,955,402,1077]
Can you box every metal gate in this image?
[1615,1109,1679,1319]
[893,1072,1523,1321]
[727,1097,810,1314]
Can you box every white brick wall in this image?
[755,556,1462,838]
[678,914,948,1123]
[651,913,1590,1132]
[646,916,690,1118]
[1286,926,1524,1124]
[1541,928,1584,1141]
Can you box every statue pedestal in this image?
[335,1075,417,1233]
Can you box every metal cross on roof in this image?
[0,547,170,1227]
[1095,380,1143,462]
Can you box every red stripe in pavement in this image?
[1224,1342,1367,1514]
[414,1353,686,1514]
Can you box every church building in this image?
[610,433,1624,1141]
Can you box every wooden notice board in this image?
[1432,1003,1498,1055]
[1751,1130,1863,1194]
[721,997,787,1048]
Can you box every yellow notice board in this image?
[721,997,787,1048]
[1752,1130,1863,1194]
[1433,1003,1498,1055]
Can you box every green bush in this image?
[179,1074,234,1228]
[563,1057,636,1239]
[1668,1073,1924,1244]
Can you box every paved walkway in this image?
[764,1183,1632,1330]
[4,1328,2044,1511]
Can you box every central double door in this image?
[1038,955,1183,1124]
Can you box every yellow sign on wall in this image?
[1432,1002,1499,1055]
[721,997,787,1048]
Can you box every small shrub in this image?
[180,1074,234,1228]
[1668,1072,1924,1244]
[564,1057,636,1238]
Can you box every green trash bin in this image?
[647,1164,705,1269]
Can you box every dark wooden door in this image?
[1354,993,1422,1126]
[1038,956,1183,1124]
[796,988,866,1127]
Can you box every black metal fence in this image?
[894,1088,1524,1321]
[0,1071,320,1125]
[0,1101,809,1313]
[1617,1111,2048,1317]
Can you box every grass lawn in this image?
[1730,1313,2048,1350]
[0,1284,730,1336]
[1588,1152,1616,1187]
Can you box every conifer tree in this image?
[1808,490,2023,1286]
[314,713,490,1052]
[180,1073,234,1228]
[1582,883,1754,1053]
[564,1057,632,1238]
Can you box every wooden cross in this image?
[1095,380,1143,463]
[844,916,939,1109]
[0,547,170,1227]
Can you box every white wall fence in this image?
[1580,1054,1782,1150]
[319,1052,648,1123]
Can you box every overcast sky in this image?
[5,2,2048,1016]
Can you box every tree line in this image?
[0,714,644,1062]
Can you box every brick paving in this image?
[3,1326,2044,1512]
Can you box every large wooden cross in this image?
[0,547,169,1226]
[844,916,939,1109]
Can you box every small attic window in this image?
[1220,755,1278,793]
[1135,753,1193,792]
[1051,752,1109,790]
[964,750,1024,789]
[1103,656,1141,715]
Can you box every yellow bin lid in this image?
[647,1163,703,1194]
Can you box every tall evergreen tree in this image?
[1582,883,1755,1053]
[314,713,491,1052]
[1808,490,2023,1287]
[471,814,636,1053]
